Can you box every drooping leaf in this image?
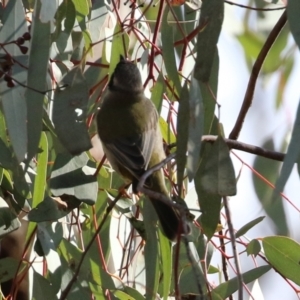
[32,132,48,209]
[53,65,92,155]
[161,7,181,94]
[194,142,221,240]
[194,0,224,82]
[151,73,165,114]
[276,99,300,193]
[176,82,189,194]
[287,1,300,50]
[143,197,160,300]
[25,0,51,161]
[210,265,271,300]
[0,0,28,162]
[158,229,172,299]
[187,78,204,181]
[263,236,300,286]
[253,138,288,235]
[200,136,236,196]
[199,50,219,135]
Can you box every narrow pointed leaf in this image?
[187,78,203,180]
[176,83,189,192]
[210,265,271,300]
[194,0,224,82]
[235,216,265,238]
[0,0,28,162]
[200,136,236,196]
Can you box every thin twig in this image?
[229,10,287,140]
[223,196,243,300]
[225,0,285,11]
[218,226,233,300]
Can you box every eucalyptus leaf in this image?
[263,236,300,286]
[53,66,92,155]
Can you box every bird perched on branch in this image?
[96,56,182,240]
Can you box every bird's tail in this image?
[146,169,185,241]
[149,197,182,241]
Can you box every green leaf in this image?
[210,265,271,300]
[159,118,176,145]
[247,239,261,256]
[0,0,28,162]
[200,136,236,196]
[151,73,165,114]
[176,242,207,296]
[262,236,300,286]
[176,83,189,193]
[26,0,51,161]
[28,196,73,222]
[113,290,135,300]
[287,0,300,50]
[187,78,203,181]
[158,230,172,300]
[161,7,181,94]
[0,257,27,283]
[253,138,288,235]
[194,0,224,82]
[195,142,221,239]
[276,99,300,193]
[0,138,13,169]
[0,197,21,238]
[32,132,48,209]
[199,50,219,135]
[108,23,129,76]
[50,153,98,205]
[122,287,145,300]
[235,216,265,238]
[143,198,160,300]
[35,223,62,293]
[72,0,89,16]
[53,66,92,155]
[32,271,58,300]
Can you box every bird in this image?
[96,56,182,241]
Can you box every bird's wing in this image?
[103,107,158,179]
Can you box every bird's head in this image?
[109,56,143,93]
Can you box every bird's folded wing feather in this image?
[104,111,158,179]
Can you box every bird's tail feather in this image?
[149,197,181,241]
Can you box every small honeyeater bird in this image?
[96,56,181,240]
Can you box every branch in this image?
[203,135,285,161]
[228,10,287,140]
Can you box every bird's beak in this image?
[120,55,125,61]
